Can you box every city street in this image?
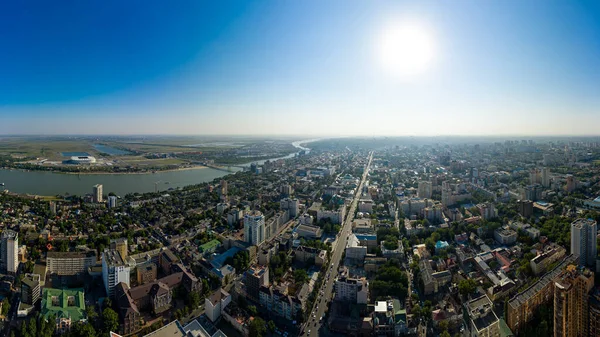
[301,152,373,337]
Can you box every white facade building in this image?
[102,249,130,298]
[0,230,19,274]
[93,184,103,203]
[244,211,266,246]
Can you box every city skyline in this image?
[1,1,599,136]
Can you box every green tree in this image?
[458,279,478,296]
[102,307,119,333]
[247,305,258,316]
[70,322,97,337]
[1,298,10,316]
[268,320,276,332]
[249,317,267,337]
[187,291,201,309]
[294,269,308,284]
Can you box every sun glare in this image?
[377,21,436,78]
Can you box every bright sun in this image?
[377,21,436,78]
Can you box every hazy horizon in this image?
[1,1,599,136]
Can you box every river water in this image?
[0,139,317,196]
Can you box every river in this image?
[0,139,319,196]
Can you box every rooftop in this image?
[103,249,125,266]
[572,218,596,228]
[508,254,577,310]
[47,250,96,259]
[199,239,221,253]
[210,247,242,269]
[41,288,86,322]
[143,320,186,337]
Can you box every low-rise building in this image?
[294,245,326,267]
[420,260,451,295]
[345,234,367,263]
[530,245,566,276]
[355,234,377,250]
[115,282,141,335]
[295,224,323,239]
[41,288,86,334]
[373,299,406,336]
[494,227,517,245]
[136,263,158,285]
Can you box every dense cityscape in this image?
[0,137,599,337]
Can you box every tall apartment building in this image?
[477,202,497,220]
[553,265,594,337]
[541,167,551,187]
[245,265,269,302]
[110,238,128,260]
[280,198,299,218]
[21,273,41,305]
[590,289,600,337]
[517,199,534,218]
[507,255,577,334]
[244,211,265,246]
[565,174,576,192]
[102,250,131,298]
[93,184,103,203]
[108,195,118,208]
[334,276,368,304]
[227,208,243,227]
[220,179,228,196]
[570,218,597,267]
[47,251,97,275]
[530,168,542,185]
[417,181,432,199]
[280,184,292,197]
[0,230,19,274]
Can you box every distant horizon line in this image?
[2,133,600,139]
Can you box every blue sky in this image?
[1,1,599,136]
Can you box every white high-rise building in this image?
[102,249,130,298]
[417,181,432,199]
[93,184,103,203]
[244,211,265,246]
[571,218,598,268]
[107,195,118,208]
[0,230,19,274]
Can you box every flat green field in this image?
[116,156,187,166]
[0,137,95,159]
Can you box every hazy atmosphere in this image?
[1,1,599,135]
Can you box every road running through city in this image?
[301,151,373,337]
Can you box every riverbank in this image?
[0,139,317,196]
[59,165,212,175]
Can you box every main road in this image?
[301,151,373,337]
